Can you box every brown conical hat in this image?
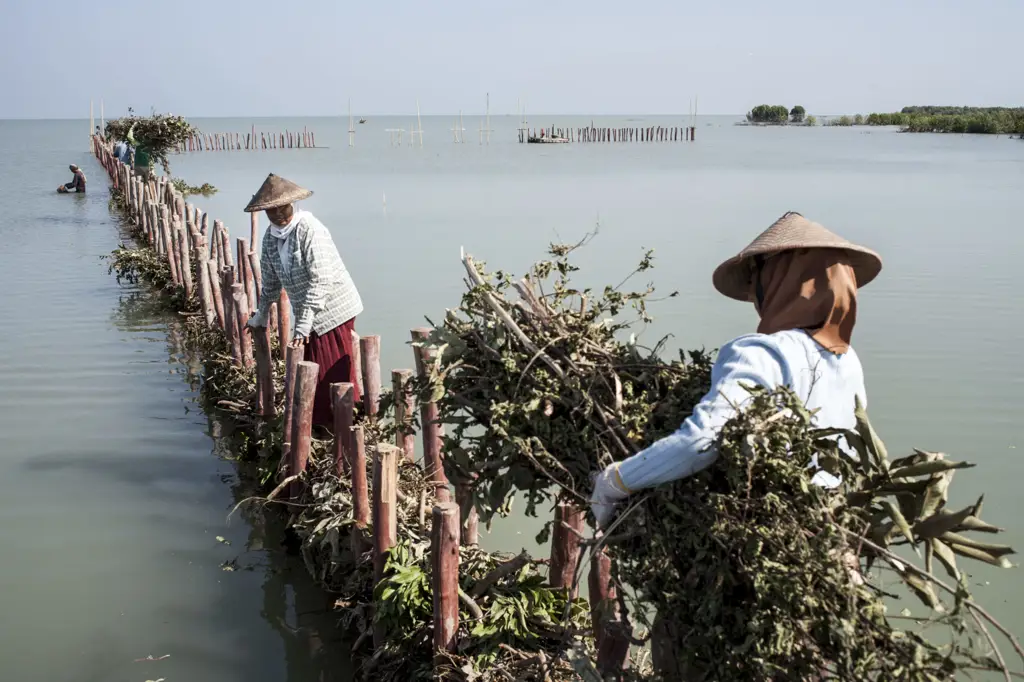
[243,173,313,212]
[712,211,882,301]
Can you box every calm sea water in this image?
[0,114,1021,679]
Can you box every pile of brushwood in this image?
[104,109,200,176]
[416,235,1022,680]
[104,193,597,681]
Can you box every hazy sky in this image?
[2,0,1020,119]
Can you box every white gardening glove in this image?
[589,462,631,529]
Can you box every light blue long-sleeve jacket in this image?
[617,329,866,491]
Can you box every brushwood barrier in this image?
[91,136,613,682]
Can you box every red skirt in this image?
[304,318,361,427]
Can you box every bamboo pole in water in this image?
[281,345,302,473]
[232,284,254,368]
[289,360,319,500]
[207,260,226,330]
[177,220,194,300]
[331,382,355,477]
[237,238,256,314]
[432,501,461,673]
[223,270,242,365]
[253,326,276,418]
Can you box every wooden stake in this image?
[237,238,256,313]
[177,220,194,300]
[590,549,631,675]
[160,207,180,285]
[223,272,242,365]
[207,260,226,330]
[331,383,355,476]
[432,502,461,672]
[549,503,584,598]
[392,369,415,461]
[195,244,216,327]
[278,290,291,353]
[456,483,478,546]
[359,335,382,419]
[350,425,371,554]
[253,325,276,418]
[281,345,302,471]
[248,248,262,303]
[372,444,400,648]
[289,360,318,500]
[351,330,364,394]
[410,328,449,502]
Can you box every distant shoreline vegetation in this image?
[740,105,1023,137]
[866,106,1024,136]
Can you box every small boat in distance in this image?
[359,118,367,124]
[527,129,569,144]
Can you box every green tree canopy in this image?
[747,104,790,124]
[790,105,806,123]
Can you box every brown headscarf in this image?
[752,247,858,354]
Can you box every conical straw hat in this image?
[243,173,313,212]
[712,211,882,301]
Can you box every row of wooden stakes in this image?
[92,135,630,677]
[519,124,697,143]
[177,127,317,153]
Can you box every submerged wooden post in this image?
[253,325,276,418]
[207,260,226,330]
[331,382,355,476]
[195,243,216,327]
[223,270,243,365]
[372,444,400,647]
[392,369,415,461]
[410,328,449,503]
[432,502,461,673]
[160,207,180,285]
[360,335,382,419]
[590,549,631,675]
[549,502,585,598]
[281,345,302,470]
[350,425,371,554]
[177,221,194,300]
[289,360,318,500]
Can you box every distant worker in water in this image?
[58,164,87,193]
[245,173,364,428]
[588,211,882,675]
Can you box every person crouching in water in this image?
[245,173,363,428]
[59,164,86,193]
[589,211,882,677]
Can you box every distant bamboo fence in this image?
[176,126,318,152]
[519,123,697,143]
[91,135,631,677]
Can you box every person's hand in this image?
[589,462,631,529]
[289,335,308,349]
[245,313,265,334]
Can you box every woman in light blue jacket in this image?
[590,211,883,527]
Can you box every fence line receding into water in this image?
[90,135,631,678]
[518,124,697,144]
[176,126,318,152]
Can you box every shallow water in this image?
[0,115,1021,678]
